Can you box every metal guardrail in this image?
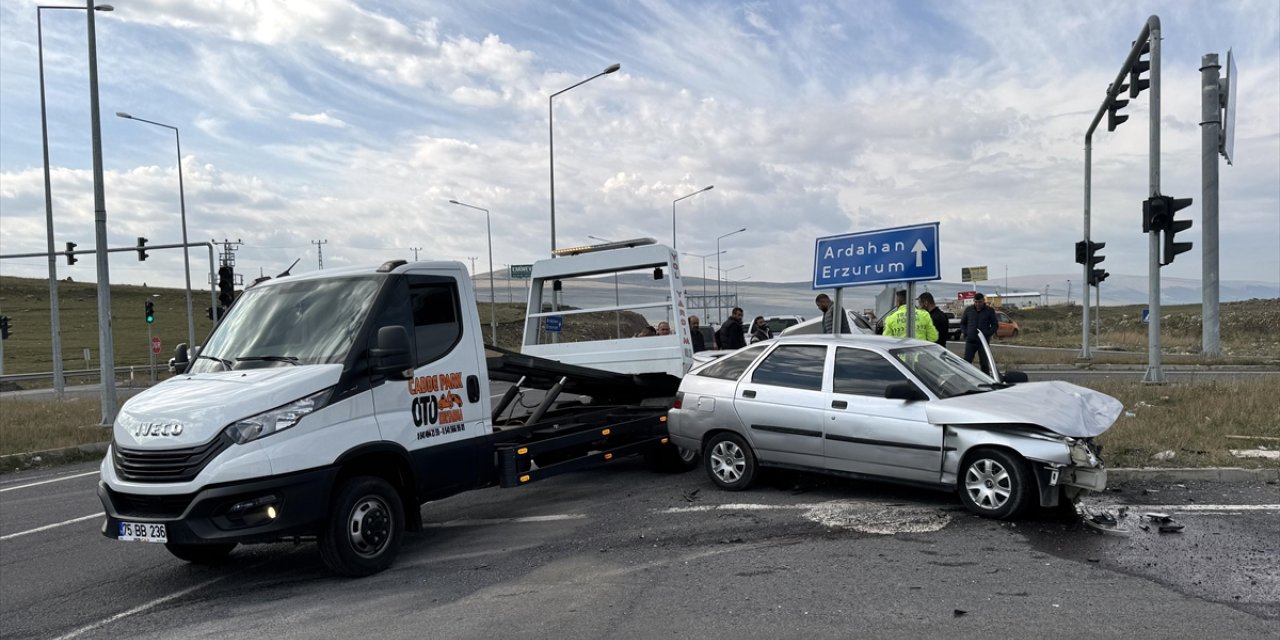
[0,365,163,386]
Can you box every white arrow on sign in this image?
[912,239,928,268]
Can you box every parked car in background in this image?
[995,311,1019,338]
[763,315,805,335]
[780,309,874,336]
[668,334,1118,519]
[944,312,961,341]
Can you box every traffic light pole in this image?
[1142,18,1165,384]
[1200,53,1223,357]
[1,241,219,377]
[147,323,155,384]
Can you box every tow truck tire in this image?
[645,444,700,472]
[704,432,756,491]
[165,542,236,564]
[958,448,1032,520]
[319,476,404,577]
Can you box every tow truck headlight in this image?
[223,388,332,444]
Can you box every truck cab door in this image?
[369,272,489,497]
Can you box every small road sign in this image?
[151,337,162,355]
[813,222,941,289]
[544,315,563,332]
[510,264,533,279]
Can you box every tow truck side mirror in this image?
[169,343,190,374]
[884,382,927,402]
[1003,370,1029,384]
[372,326,413,380]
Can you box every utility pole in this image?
[312,239,327,270]
[214,238,243,272]
[1200,50,1232,357]
[466,256,477,275]
[411,246,422,261]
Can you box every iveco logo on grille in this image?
[131,422,184,437]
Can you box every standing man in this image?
[688,316,706,352]
[960,293,998,372]
[656,321,672,336]
[917,292,949,348]
[717,307,747,350]
[815,294,849,334]
[882,290,938,342]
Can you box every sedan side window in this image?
[697,344,767,381]
[834,347,911,397]
[750,345,826,391]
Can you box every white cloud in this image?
[288,112,348,128]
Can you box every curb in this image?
[1,442,109,473]
[1108,467,1280,483]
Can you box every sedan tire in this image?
[958,448,1032,519]
[704,432,757,491]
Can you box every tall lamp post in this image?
[116,112,196,352]
[548,63,620,257]
[38,3,113,398]
[682,250,723,319]
[715,227,746,323]
[449,199,496,345]
[671,185,713,250]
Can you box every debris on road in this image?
[953,609,967,617]
[1158,523,1186,534]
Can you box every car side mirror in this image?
[884,381,927,402]
[371,326,413,380]
[1003,370,1029,384]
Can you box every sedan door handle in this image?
[742,389,757,399]
[831,400,848,410]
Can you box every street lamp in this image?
[682,250,723,317]
[671,185,713,250]
[38,3,113,398]
[449,199,496,345]
[715,227,746,323]
[116,112,196,352]
[549,62,620,257]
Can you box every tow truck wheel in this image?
[319,476,404,577]
[704,432,756,491]
[645,444,700,472]
[165,542,236,564]
[958,448,1031,520]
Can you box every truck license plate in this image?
[118,521,167,543]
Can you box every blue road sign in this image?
[812,222,941,288]
[544,315,563,332]
[1141,307,1150,324]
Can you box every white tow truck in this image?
[98,239,696,576]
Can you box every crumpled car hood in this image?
[925,380,1123,438]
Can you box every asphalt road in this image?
[2,460,1276,639]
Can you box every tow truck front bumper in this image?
[98,466,338,545]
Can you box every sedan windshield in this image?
[889,344,995,399]
[189,275,383,373]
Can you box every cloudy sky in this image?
[1,0,1277,298]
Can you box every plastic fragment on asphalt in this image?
[1158,523,1185,534]
[953,609,967,617]
[1144,512,1172,522]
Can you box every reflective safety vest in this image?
[882,305,939,342]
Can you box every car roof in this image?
[764,333,936,353]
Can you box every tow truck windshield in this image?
[189,275,382,373]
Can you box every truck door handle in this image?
[742,389,756,399]
[831,400,848,410]
[466,375,481,403]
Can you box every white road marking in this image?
[0,513,100,541]
[661,503,828,514]
[52,574,232,640]
[0,470,98,493]
[663,500,953,534]
[424,513,586,528]
[1118,503,1280,512]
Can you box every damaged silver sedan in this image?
[667,335,1120,519]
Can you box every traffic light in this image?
[206,306,226,321]
[136,237,149,261]
[217,265,235,308]
[1107,94,1129,132]
[1143,195,1194,266]
[65,241,77,265]
[1082,240,1106,287]
[145,301,155,324]
[1129,40,1151,99]
[0,315,10,340]
[1074,240,1088,265]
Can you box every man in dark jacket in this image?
[917,292,949,348]
[716,307,747,350]
[689,315,706,352]
[959,293,998,372]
